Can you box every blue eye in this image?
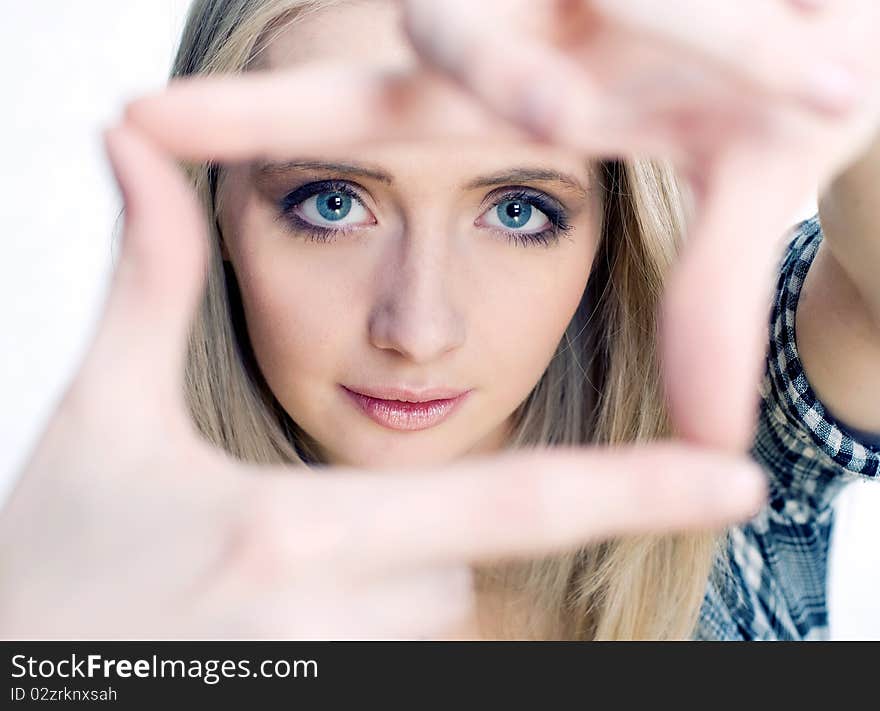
[279,180,375,236]
[479,193,554,235]
[476,188,571,248]
[314,191,352,221]
[299,190,369,227]
[496,200,534,229]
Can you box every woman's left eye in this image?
[481,199,551,233]
[476,190,571,247]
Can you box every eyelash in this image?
[276,180,572,247]
[482,188,572,248]
[277,180,366,243]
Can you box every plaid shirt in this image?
[695,214,880,640]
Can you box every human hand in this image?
[0,93,766,640]
[402,0,880,449]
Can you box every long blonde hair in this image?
[173,0,720,639]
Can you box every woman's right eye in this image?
[296,190,373,228]
[279,181,376,235]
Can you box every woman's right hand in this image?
[0,75,766,641]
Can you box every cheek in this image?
[473,239,595,402]
[222,187,360,395]
[231,248,355,402]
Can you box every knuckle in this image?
[220,494,294,586]
[221,483,351,586]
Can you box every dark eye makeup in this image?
[276,179,574,248]
[276,179,371,243]
[478,186,573,248]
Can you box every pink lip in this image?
[340,385,472,431]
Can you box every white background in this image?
[1,0,877,639]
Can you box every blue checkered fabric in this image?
[695,214,880,640]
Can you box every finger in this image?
[125,64,529,162]
[73,122,207,426]
[788,0,826,11]
[402,0,656,157]
[211,566,475,640]
[341,566,476,640]
[288,444,766,569]
[661,138,822,450]
[401,0,829,161]
[590,0,866,115]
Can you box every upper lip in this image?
[342,384,471,403]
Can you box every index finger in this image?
[267,444,766,570]
[125,64,531,162]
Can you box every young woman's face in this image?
[218,0,600,468]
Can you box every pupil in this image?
[317,191,352,221]
[499,200,531,228]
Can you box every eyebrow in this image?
[463,168,589,197]
[253,160,394,184]
[253,161,588,197]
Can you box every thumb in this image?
[74,122,208,426]
[661,140,818,451]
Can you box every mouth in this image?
[339,384,472,432]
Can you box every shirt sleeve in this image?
[695,214,880,641]
[753,213,880,519]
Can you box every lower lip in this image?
[340,386,471,431]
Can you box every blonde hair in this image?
[174,0,720,639]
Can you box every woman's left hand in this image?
[402,0,880,449]
[402,0,876,156]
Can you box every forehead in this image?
[260,0,413,71]
[252,0,595,185]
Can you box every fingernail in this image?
[804,64,862,114]
[726,464,767,513]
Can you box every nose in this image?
[368,233,466,364]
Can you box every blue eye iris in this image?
[316,192,352,221]
[496,200,532,229]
